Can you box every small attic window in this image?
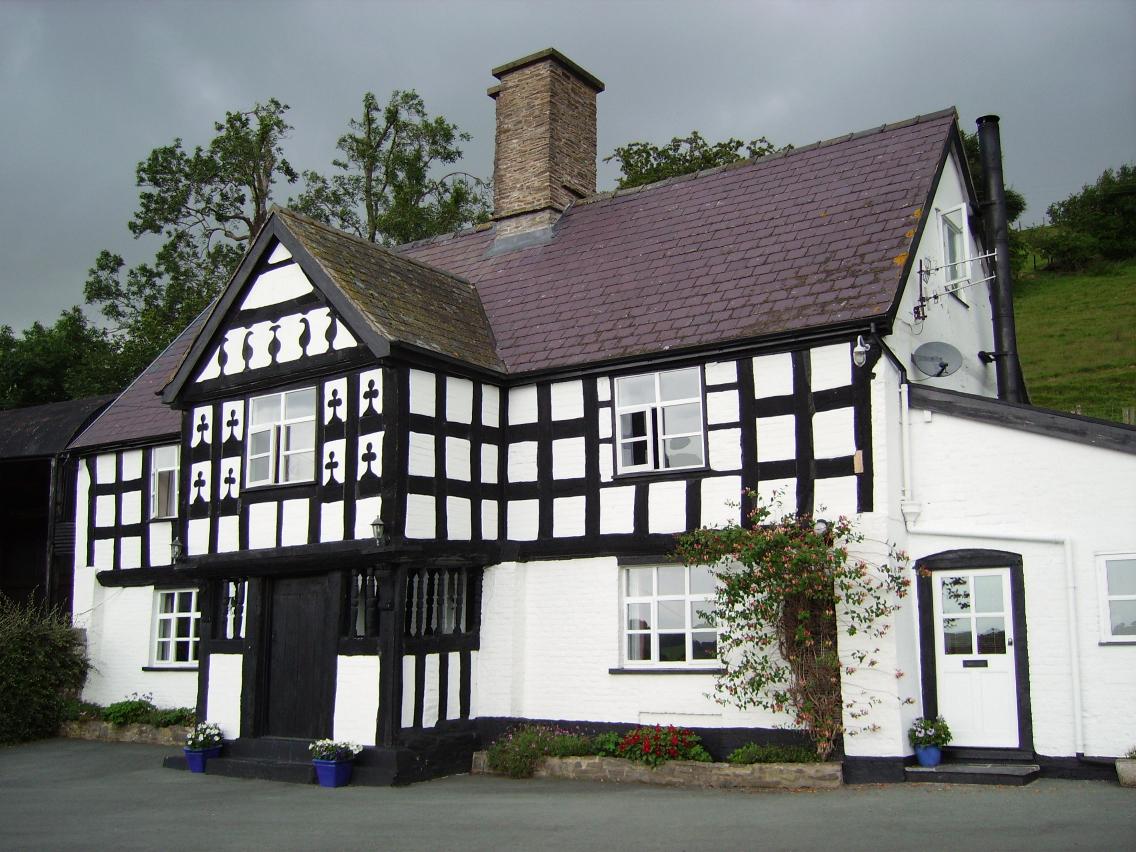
[941,206,969,287]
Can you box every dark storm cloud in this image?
[1,0,1133,331]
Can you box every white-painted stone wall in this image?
[72,583,198,709]
[900,398,1136,757]
[887,153,999,398]
[475,557,797,730]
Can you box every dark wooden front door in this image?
[265,574,336,738]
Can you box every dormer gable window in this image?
[941,205,970,287]
[615,366,705,474]
[246,387,316,486]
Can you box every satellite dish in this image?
[913,342,963,378]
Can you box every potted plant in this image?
[183,722,223,773]
[309,739,363,787]
[908,716,952,767]
[1117,746,1136,788]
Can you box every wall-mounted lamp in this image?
[371,516,388,547]
[170,536,184,563]
[852,335,871,368]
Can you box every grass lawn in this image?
[1014,261,1135,423]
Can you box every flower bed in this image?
[472,752,842,791]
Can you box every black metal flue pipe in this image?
[976,115,1026,403]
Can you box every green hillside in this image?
[1014,261,1136,423]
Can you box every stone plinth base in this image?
[472,752,842,790]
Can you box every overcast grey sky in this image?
[1,0,1133,332]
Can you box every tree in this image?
[0,307,125,409]
[960,130,1026,225]
[85,99,299,378]
[291,90,490,246]
[674,497,910,758]
[1047,164,1136,261]
[605,131,791,190]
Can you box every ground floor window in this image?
[1098,553,1136,641]
[623,564,719,666]
[152,588,199,666]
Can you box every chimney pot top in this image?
[490,47,605,93]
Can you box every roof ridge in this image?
[575,106,959,207]
[273,207,482,295]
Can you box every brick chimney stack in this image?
[488,49,605,242]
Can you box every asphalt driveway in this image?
[1,739,1132,851]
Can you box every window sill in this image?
[612,465,709,483]
[608,667,724,675]
[141,666,199,673]
[1099,640,1136,646]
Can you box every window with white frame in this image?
[1098,554,1136,642]
[623,564,719,666]
[246,387,316,486]
[152,589,200,667]
[940,205,970,287]
[614,367,705,473]
[149,444,179,519]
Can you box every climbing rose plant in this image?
[674,496,910,760]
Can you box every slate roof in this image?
[69,315,204,451]
[275,210,503,372]
[400,109,957,374]
[0,396,114,459]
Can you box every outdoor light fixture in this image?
[814,519,829,536]
[852,335,871,368]
[170,536,184,563]
[371,516,387,546]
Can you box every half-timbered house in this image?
[69,49,1136,784]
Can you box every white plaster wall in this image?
[474,557,797,731]
[902,402,1136,757]
[887,154,999,397]
[206,654,243,740]
[76,585,198,708]
[333,655,379,745]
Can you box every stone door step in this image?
[905,762,1040,786]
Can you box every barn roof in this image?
[0,395,113,459]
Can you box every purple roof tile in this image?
[401,109,954,374]
[68,315,205,451]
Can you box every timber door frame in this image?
[916,548,1035,758]
[244,572,341,739]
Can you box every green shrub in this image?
[61,699,104,722]
[592,730,622,757]
[103,693,159,726]
[486,725,594,778]
[150,706,196,727]
[0,596,89,744]
[615,726,712,768]
[727,742,821,764]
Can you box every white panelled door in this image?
[931,567,1018,748]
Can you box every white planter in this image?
[1117,758,1136,788]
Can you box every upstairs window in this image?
[614,367,705,473]
[247,387,316,486]
[150,445,179,519]
[623,564,719,667]
[1098,554,1136,642]
[941,206,970,287]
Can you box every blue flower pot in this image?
[184,745,221,773]
[914,745,942,767]
[313,759,354,787]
